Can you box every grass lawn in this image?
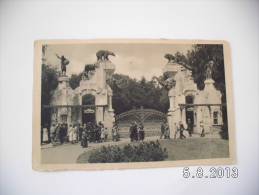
[77,138,229,163]
[160,138,229,161]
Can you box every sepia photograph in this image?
[1,1,258,194]
[33,39,235,170]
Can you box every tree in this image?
[69,73,83,90]
[41,45,58,127]
[64,71,170,115]
[185,44,227,122]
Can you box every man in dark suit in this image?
[78,124,83,141]
[129,122,135,141]
[133,121,138,141]
[160,122,165,139]
[59,123,66,144]
[178,121,186,139]
[187,119,193,137]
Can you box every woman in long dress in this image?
[73,125,78,143]
[138,123,145,142]
[200,121,205,137]
[42,126,49,144]
[68,124,73,143]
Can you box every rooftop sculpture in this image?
[96,50,115,61]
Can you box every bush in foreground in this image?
[88,140,168,163]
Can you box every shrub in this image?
[88,140,168,163]
[219,122,228,140]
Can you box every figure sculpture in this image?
[106,76,129,90]
[56,54,69,77]
[164,54,175,63]
[96,50,115,61]
[81,64,97,80]
[154,76,176,91]
[205,61,214,79]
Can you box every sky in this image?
[44,43,193,80]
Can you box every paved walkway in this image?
[41,136,160,164]
[41,131,220,164]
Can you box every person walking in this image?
[187,119,193,137]
[160,122,165,139]
[94,123,99,143]
[138,123,145,142]
[55,123,61,143]
[59,123,66,145]
[112,124,118,142]
[112,122,119,141]
[88,123,94,143]
[73,124,78,143]
[174,123,179,139]
[68,124,73,143]
[50,124,56,145]
[100,126,105,142]
[81,129,88,148]
[178,121,186,139]
[98,122,104,142]
[104,127,108,142]
[200,121,205,137]
[78,124,83,142]
[42,125,49,144]
[63,123,69,143]
[164,122,170,139]
[129,122,134,142]
[133,121,138,141]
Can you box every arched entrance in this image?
[185,95,194,127]
[82,94,95,124]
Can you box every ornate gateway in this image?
[115,108,167,137]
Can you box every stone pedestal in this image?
[163,62,181,138]
[50,76,76,126]
[163,62,179,79]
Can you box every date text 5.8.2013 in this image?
[183,167,238,178]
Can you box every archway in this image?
[82,94,95,124]
[185,95,194,128]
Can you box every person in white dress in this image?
[42,126,49,143]
[72,124,78,142]
[68,124,74,143]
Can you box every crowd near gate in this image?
[115,108,167,138]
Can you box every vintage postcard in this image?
[33,39,235,171]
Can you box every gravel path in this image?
[41,131,220,164]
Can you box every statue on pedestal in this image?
[154,76,176,91]
[205,61,214,79]
[106,76,129,90]
[56,54,69,77]
[96,50,115,61]
[164,54,175,63]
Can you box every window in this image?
[60,115,67,123]
[213,112,218,124]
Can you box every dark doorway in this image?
[185,95,194,127]
[82,94,95,125]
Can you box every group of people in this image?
[159,119,195,140]
[160,121,170,139]
[129,121,145,142]
[173,119,205,139]
[173,119,194,139]
[41,121,120,148]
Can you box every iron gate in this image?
[115,108,167,137]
